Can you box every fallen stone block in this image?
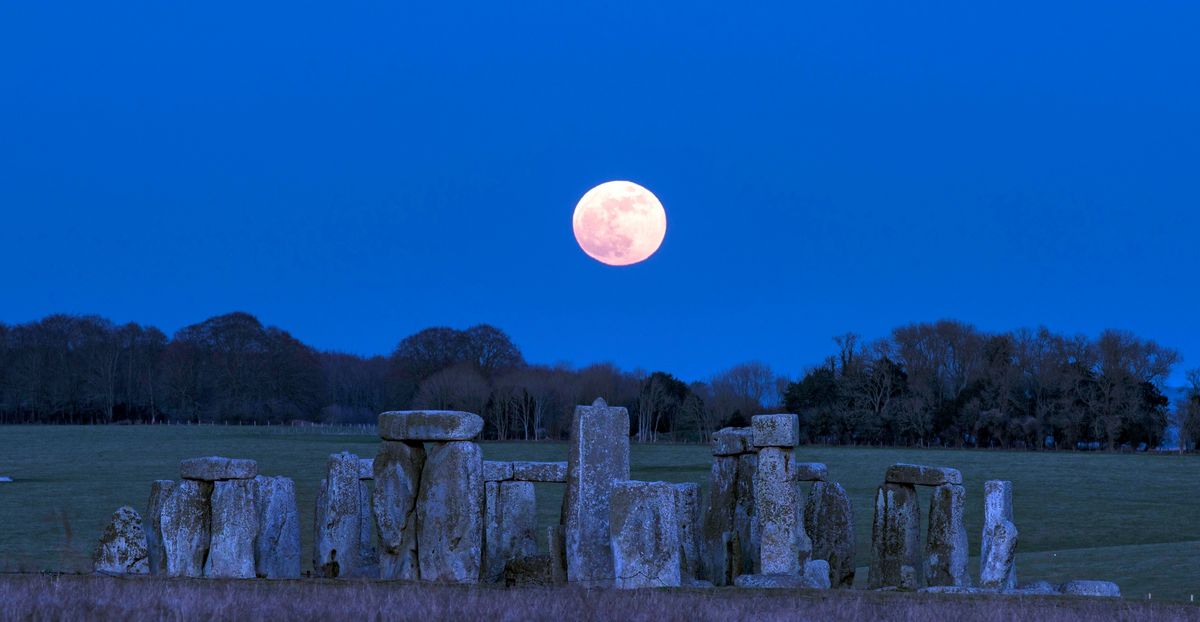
[160,479,213,577]
[924,483,969,587]
[610,480,681,588]
[144,480,175,575]
[511,461,568,483]
[483,481,538,583]
[378,410,483,442]
[373,440,425,580]
[180,457,258,481]
[804,481,855,588]
[1060,580,1121,597]
[417,440,484,583]
[751,414,799,448]
[205,479,258,579]
[93,506,150,575]
[803,559,832,589]
[483,460,513,482]
[884,463,962,486]
[711,427,754,456]
[733,568,829,589]
[1011,580,1057,595]
[795,462,827,482]
[254,475,300,579]
[869,482,920,590]
[919,586,994,595]
[561,398,630,585]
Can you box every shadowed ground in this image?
[1,425,1198,600]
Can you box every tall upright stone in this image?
[159,479,213,578]
[254,475,301,579]
[869,482,921,589]
[674,483,701,583]
[314,452,365,578]
[560,398,630,585]
[483,481,538,583]
[751,414,809,576]
[924,483,969,587]
[734,453,757,573]
[417,440,484,583]
[610,480,681,588]
[373,440,425,580]
[205,479,258,579]
[145,480,175,575]
[93,506,150,575]
[980,480,1018,590]
[702,428,757,586]
[804,481,856,588]
[357,477,378,574]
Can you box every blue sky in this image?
[2,2,1197,383]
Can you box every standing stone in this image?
[869,482,921,589]
[93,506,150,575]
[980,480,1017,590]
[254,475,300,579]
[702,455,738,585]
[924,483,969,587]
[674,483,701,582]
[804,481,856,588]
[736,453,758,573]
[160,479,213,577]
[205,479,258,579]
[560,398,630,585]
[417,440,484,583]
[357,479,378,574]
[547,525,568,584]
[374,440,425,580]
[145,480,175,575]
[483,481,538,583]
[754,446,809,575]
[610,480,681,588]
[314,452,364,578]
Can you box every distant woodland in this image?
[0,312,1197,451]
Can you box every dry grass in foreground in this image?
[1,574,1197,622]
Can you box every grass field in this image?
[1,425,1198,602]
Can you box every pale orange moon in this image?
[572,181,667,266]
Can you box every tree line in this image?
[0,313,1195,451]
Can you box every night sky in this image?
[2,2,1197,383]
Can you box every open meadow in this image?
[1,425,1198,602]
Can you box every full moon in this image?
[572,181,667,266]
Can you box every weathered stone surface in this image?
[920,586,993,595]
[884,463,962,486]
[357,480,377,574]
[737,453,758,573]
[204,479,258,578]
[180,456,258,481]
[504,555,562,587]
[980,519,1019,590]
[981,480,1016,590]
[702,457,738,585]
[253,475,300,579]
[673,483,701,582]
[1060,580,1121,597]
[357,458,374,480]
[754,446,809,575]
[417,440,484,583]
[547,525,567,584]
[733,565,830,590]
[93,506,149,575]
[1012,580,1057,595]
[804,481,855,588]
[924,483,969,587]
[560,397,630,585]
[160,479,212,577]
[378,410,483,441]
[711,427,754,456]
[869,482,921,590]
[610,480,681,588]
[314,452,366,578]
[511,461,568,483]
[795,462,828,482]
[144,480,175,575]
[373,440,425,580]
[483,481,538,583]
[483,460,513,482]
[751,414,799,448]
